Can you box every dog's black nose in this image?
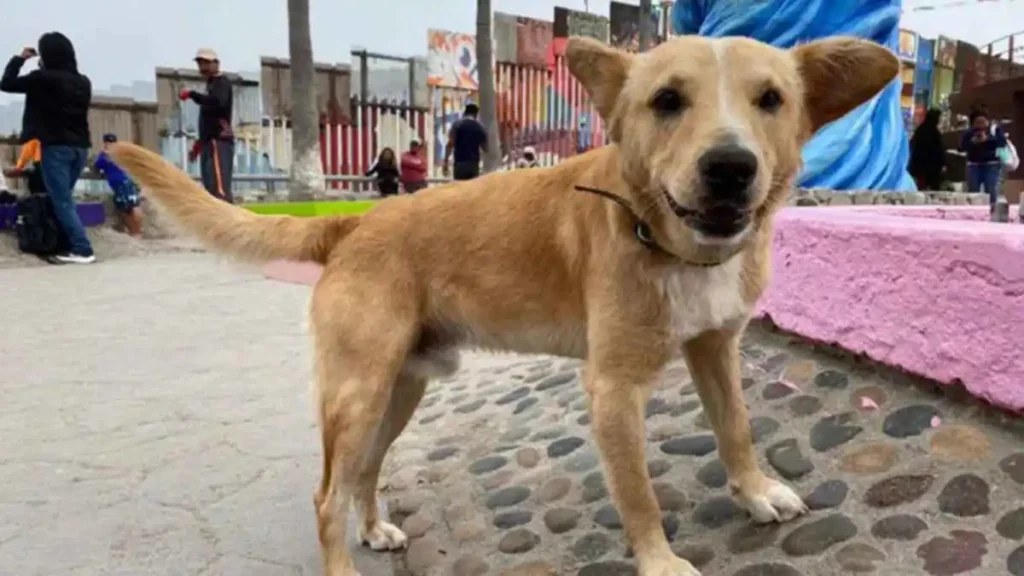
[698,144,758,199]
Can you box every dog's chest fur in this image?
[660,256,751,343]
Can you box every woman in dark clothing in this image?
[0,32,94,264]
[366,148,400,197]
[908,108,945,191]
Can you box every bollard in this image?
[993,196,1009,223]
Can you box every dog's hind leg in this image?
[311,287,417,576]
[682,329,807,524]
[352,372,428,551]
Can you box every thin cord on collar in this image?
[574,184,720,267]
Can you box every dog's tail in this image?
[108,142,358,265]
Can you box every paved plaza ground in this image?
[3,251,1024,576]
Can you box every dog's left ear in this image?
[566,37,632,140]
[792,37,900,132]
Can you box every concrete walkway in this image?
[3,253,1024,576]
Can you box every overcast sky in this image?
[0,0,1020,105]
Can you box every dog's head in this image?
[567,35,899,260]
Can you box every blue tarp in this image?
[672,0,915,191]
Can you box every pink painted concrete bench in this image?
[759,207,1024,411]
[263,205,1024,411]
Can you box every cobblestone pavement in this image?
[5,253,1024,576]
[383,331,1024,575]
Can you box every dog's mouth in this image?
[663,191,751,239]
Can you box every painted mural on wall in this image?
[897,29,917,62]
[516,17,552,69]
[935,35,957,69]
[610,1,662,52]
[673,0,914,191]
[426,29,479,90]
[554,7,609,43]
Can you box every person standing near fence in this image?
[180,48,234,203]
[1,32,95,264]
[401,140,428,193]
[443,103,488,181]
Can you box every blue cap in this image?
[102,133,117,143]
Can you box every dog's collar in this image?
[574,184,728,268]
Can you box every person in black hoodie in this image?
[1,32,94,264]
[908,108,946,191]
[179,48,234,203]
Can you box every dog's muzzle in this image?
[691,143,758,238]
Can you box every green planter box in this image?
[243,201,377,217]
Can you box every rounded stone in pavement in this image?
[532,427,566,441]
[648,459,672,479]
[426,446,459,462]
[538,476,572,503]
[871,514,928,541]
[535,371,575,392]
[834,542,885,573]
[548,436,585,458]
[573,532,615,562]
[454,398,487,414]
[727,523,781,554]
[452,554,489,576]
[660,434,717,457]
[502,427,531,442]
[864,474,934,508]
[788,395,823,417]
[578,561,637,576]
[469,455,508,475]
[998,508,1024,540]
[732,563,804,576]
[486,486,531,509]
[1009,545,1024,576]
[594,505,622,530]
[671,542,715,568]
[937,474,990,517]
[766,438,814,480]
[839,442,899,475]
[763,382,795,400]
[697,459,727,488]
[780,513,857,556]
[661,513,680,542]
[693,496,743,528]
[814,369,849,389]
[515,447,541,469]
[496,387,532,406]
[582,472,608,503]
[930,425,991,462]
[514,397,539,415]
[498,528,541,554]
[503,561,559,576]
[646,397,672,418]
[784,359,816,385]
[544,508,581,534]
[1001,453,1024,484]
[750,417,780,443]
[565,450,600,473]
[916,530,988,575]
[882,404,940,438]
[653,482,688,512]
[494,510,533,529]
[809,412,863,452]
[401,513,434,539]
[804,480,848,510]
[406,537,447,575]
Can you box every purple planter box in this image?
[0,201,106,231]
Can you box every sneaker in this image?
[52,252,96,264]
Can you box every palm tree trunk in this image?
[638,0,653,53]
[476,0,502,172]
[287,0,325,200]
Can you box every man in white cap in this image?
[179,47,234,202]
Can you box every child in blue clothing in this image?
[94,133,143,236]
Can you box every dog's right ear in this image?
[566,37,632,140]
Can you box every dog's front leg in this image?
[587,368,702,576]
[682,329,807,523]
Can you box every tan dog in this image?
[109,34,897,576]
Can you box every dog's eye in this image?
[757,88,783,112]
[651,89,686,115]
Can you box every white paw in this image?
[638,554,702,576]
[359,520,408,551]
[734,477,808,524]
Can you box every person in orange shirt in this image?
[15,138,40,170]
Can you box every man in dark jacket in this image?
[1,32,94,264]
[180,48,234,202]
